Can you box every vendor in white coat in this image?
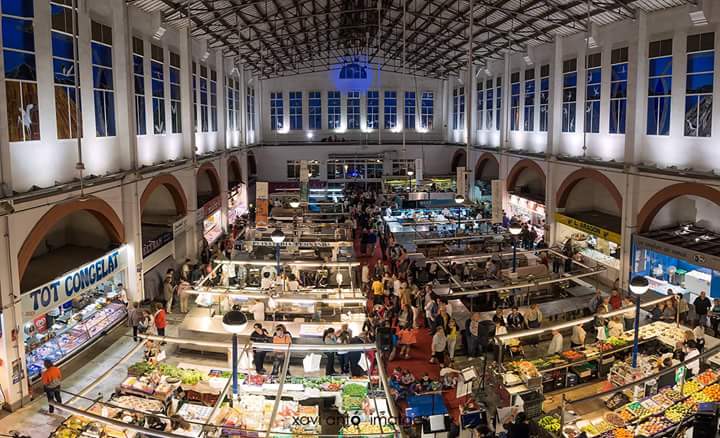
[547,329,564,355]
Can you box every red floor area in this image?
[357,238,462,421]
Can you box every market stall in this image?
[199,196,223,246]
[227,184,247,225]
[508,193,546,240]
[22,247,128,382]
[632,224,720,301]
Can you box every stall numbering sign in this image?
[22,246,128,318]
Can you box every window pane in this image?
[648,77,672,96]
[610,81,627,99]
[649,57,672,76]
[91,43,112,66]
[687,73,714,94]
[2,0,34,17]
[563,73,576,88]
[611,64,628,82]
[52,32,74,60]
[4,50,36,80]
[2,17,35,51]
[698,95,713,137]
[687,51,714,73]
[53,59,75,84]
[92,67,113,89]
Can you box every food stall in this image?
[228,184,247,225]
[22,247,128,382]
[632,224,720,301]
[199,196,223,245]
[555,212,621,286]
[508,193,546,239]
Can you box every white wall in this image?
[650,195,720,232]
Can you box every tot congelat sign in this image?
[22,247,128,318]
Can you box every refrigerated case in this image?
[24,292,127,381]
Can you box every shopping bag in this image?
[239,351,253,370]
[156,350,167,362]
[358,353,370,371]
[596,326,607,341]
[303,353,322,372]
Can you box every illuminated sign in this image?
[555,213,622,244]
[22,247,127,318]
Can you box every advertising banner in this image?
[491,179,505,224]
[256,181,269,228]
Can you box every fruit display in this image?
[508,360,541,377]
[111,395,164,413]
[660,388,684,402]
[561,350,585,362]
[610,428,633,438]
[690,391,713,403]
[52,427,81,438]
[538,415,560,433]
[664,403,692,423]
[579,423,599,436]
[680,380,701,395]
[128,361,155,376]
[157,363,206,385]
[604,337,627,348]
[702,383,720,401]
[637,416,673,435]
[245,374,267,386]
[650,393,673,409]
[616,408,635,423]
[696,369,718,386]
[340,422,395,437]
[603,412,625,428]
[625,401,652,418]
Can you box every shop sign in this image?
[634,235,720,272]
[555,213,622,244]
[256,182,269,228]
[33,315,47,333]
[173,217,186,237]
[142,231,173,258]
[491,179,505,224]
[22,247,128,318]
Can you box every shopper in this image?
[361,263,370,289]
[524,304,542,329]
[446,319,459,361]
[607,316,624,338]
[503,411,530,438]
[41,359,63,414]
[271,324,292,376]
[371,276,385,305]
[163,275,175,313]
[177,280,191,313]
[153,303,167,337]
[465,312,482,358]
[570,324,586,348]
[116,283,129,307]
[128,302,144,342]
[676,291,690,323]
[711,299,720,337]
[430,326,447,365]
[694,291,712,327]
[250,323,270,374]
[622,298,635,331]
[322,328,338,375]
[608,289,622,310]
[506,307,525,331]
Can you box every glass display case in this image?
[25,297,127,381]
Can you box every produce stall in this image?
[539,368,720,438]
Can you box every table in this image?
[405,394,448,421]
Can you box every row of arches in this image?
[18,157,245,291]
[456,149,720,235]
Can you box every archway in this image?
[637,183,720,233]
[506,159,546,200]
[450,149,467,173]
[474,153,500,183]
[18,197,124,292]
[140,174,188,259]
[196,162,221,207]
[228,156,243,191]
[556,168,622,213]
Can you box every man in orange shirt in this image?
[42,359,62,414]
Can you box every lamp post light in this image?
[454,194,465,204]
[270,228,286,275]
[508,221,522,273]
[289,198,300,209]
[629,276,650,368]
[222,309,248,403]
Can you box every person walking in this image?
[446,319,459,362]
[153,303,167,337]
[695,291,712,327]
[128,302,144,342]
[42,359,62,414]
[465,312,482,358]
[430,326,447,365]
[163,275,175,313]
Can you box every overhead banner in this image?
[22,246,128,318]
[250,240,354,248]
[555,213,622,245]
[256,181,269,228]
[299,160,309,204]
[491,179,505,224]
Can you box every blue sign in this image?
[22,247,127,318]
